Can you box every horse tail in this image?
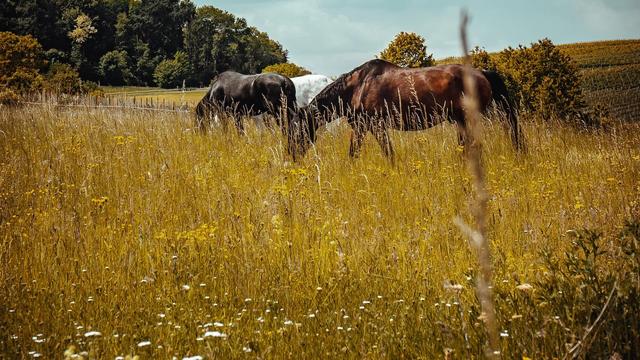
[482,70,523,150]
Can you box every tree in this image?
[379,32,434,68]
[99,50,131,85]
[67,12,97,78]
[126,0,195,59]
[153,51,192,88]
[0,32,46,95]
[263,63,310,78]
[183,6,234,84]
[243,29,287,74]
[184,6,287,85]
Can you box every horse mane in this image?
[310,59,395,109]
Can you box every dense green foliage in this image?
[99,50,132,86]
[0,31,98,101]
[153,51,192,88]
[379,32,434,68]
[262,62,311,78]
[184,6,287,86]
[1,1,287,86]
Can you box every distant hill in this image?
[437,39,640,121]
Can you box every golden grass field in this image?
[1,105,639,358]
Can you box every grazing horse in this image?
[290,59,522,160]
[290,74,334,107]
[291,74,344,134]
[195,71,297,132]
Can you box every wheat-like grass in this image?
[1,104,638,358]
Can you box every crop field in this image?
[1,105,639,358]
[559,40,640,121]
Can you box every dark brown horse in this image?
[290,59,522,160]
[195,71,297,132]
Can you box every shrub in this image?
[471,39,588,121]
[262,62,311,78]
[153,51,192,88]
[0,32,47,96]
[0,89,20,105]
[43,63,84,95]
[532,221,640,357]
[99,50,133,86]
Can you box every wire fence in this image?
[104,87,207,96]
[19,92,195,114]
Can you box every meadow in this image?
[1,104,638,358]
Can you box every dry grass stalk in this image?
[456,10,500,357]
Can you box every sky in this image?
[194,0,640,76]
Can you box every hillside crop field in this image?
[1,106,639,358]
[558,40,640,121]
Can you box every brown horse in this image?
[290,59,522,160]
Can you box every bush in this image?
[471,39,588,121]
[43,63,84,95]
[0,32,47,96]
[0,89,20,105]
[531,221,640,357]
[153,51,192,88]
[99,50,133,86]
[262,62,311,78]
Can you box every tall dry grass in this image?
[1,105,639,358]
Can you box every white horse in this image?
[291,74,342,133]
[290,74,333,107]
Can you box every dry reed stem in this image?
[457,10,500,357]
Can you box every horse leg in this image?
[234,113,246,135]
[456,122,466,147]
[372,120,395,164]
[349,120,366,158]
[452,109,467,148]
[195,102,212,133]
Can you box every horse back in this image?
[356,64,492,113]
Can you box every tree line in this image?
[1,0,288,88]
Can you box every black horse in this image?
[195,71,297,132]
[290,59,523,160]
